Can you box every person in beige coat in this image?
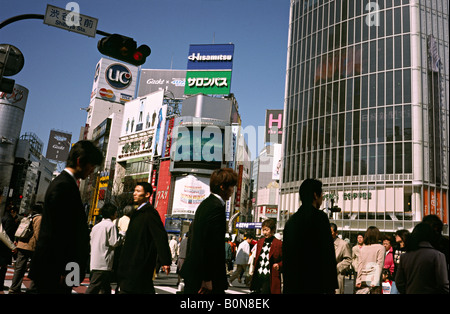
[331,223,352,294]
[8,204,42,294]
[355,226,385,294]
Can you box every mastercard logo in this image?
[99,88,114,99]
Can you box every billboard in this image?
[45,130,72,162]
[172,175,210,216]
[187,44,234,70]
[90,58,139,104]
[185,44,234,96]
[138,69,186,99]
[184,70,232,95]
[118,90,167,160]
[265,109,284,144]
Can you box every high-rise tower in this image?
[279,0,449,236]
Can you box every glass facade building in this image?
[278,0,449,236]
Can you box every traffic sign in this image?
[43,4,98,38]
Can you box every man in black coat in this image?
[282,178,338,294]
[29,140,103,294]
[118,182,171,294]
[180,168,238,294]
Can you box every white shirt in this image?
[89,218,123,271]
[63,168,77,183]
[211,193,225,206]
[235,240,251,265]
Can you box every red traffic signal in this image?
[97,34,150,66]
[0,44,25,93]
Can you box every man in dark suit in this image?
[29,140,103,293]
[180,168,238,294]
[282,178,338,294]
[118,182,171,294]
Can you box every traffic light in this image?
[330,206,341,213]
[0,44,24,93]
[97,34,151,66]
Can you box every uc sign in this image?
[106,64,132,89]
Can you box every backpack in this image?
[14,214,39,241]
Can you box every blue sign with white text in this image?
[187,44,235,70]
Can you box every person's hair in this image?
[405,222,438,252]
[210,168,238,194]
[299,178,322,204]
[30,204,43,215]
[100,203,118,219]
[262,219,276,232]
[330,223,338,233]
[382,234,394,244]
[136,182,153,195]
[394,229,410,243]
[66,140,103,168]
[381,268,393,281]
[364,226,381,245]
[422,214,444,233]
[122,205,135,217]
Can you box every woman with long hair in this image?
[355,226,385,294]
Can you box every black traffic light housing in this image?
[0,44,24,93]
[97,34,150,66]
[329,199,341,213]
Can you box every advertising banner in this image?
[187,44,234,70]
[90,58,138,104]
[265,110,284,144]
[272,143,282,180]
[45,130,72,162]
[118,90,167,159]
[138,69,186,99]
[184,70,232,95]
[155,160,172,223]
[172,175,210,216]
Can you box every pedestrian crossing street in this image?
[2,266,251,294]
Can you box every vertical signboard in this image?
[185,44,234,96]
[155,160,172,223]
[265,109,284,143]
[45,130,72,162]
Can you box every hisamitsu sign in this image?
[187,44,234,70]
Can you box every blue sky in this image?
[1,0,290,159]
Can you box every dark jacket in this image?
[180,194,227,293]
[29,171,90,293]
[282,204,338,294]
[118,202,171,293]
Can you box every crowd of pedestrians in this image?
[0,140,449,295]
